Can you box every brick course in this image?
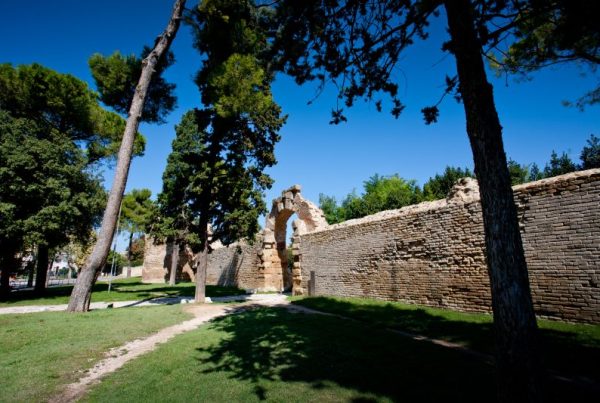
[299,169,600,323]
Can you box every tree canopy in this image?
[0,110,106,296]
[89,47,177,124]
[0,63,145,164]
[121,188,154,236]
[492,0,600,110]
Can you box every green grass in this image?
[0,277,246,307]
[83,307,595,402]
[290,296,600,383]
[0,305,193,402]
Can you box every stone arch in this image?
[259,185,328,295]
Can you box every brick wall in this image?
[207,241,262,290]
[298,169,600,323]
[143,238,262,291]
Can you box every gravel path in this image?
[48,294,289,403]
[0,293,285,315]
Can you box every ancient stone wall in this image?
[298,169,600,323]
[143,238,262,291]
[207,240,263,290]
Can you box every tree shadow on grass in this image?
[292,297,600,384]
[198,307,496,401]
[196,307,597,402]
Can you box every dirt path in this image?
[50,294,289,403]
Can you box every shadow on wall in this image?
[193,306,596,401]
[216,245,243,287]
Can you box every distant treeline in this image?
[320,134,599,224]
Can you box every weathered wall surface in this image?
[207,241,263,290]
[143,238,262,291]
[299,169,600,323]
[142,241,168,283]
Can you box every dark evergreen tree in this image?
[543,151,577,177]
[580,134,600,169]
[507,159,530,185]
[161,0,286,301]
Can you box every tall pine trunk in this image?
[34,244,49,294]
[168,240,179,286]
[27,257,35,288]
[126,232,134,278]
[0,240,19,299]
[67,0,186,312]
[444,1,541,400]
[194,225,209,303]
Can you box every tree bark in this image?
[126,231,133,278]
[168,240,179,286]
[444,1,541,401]
[0,241,19,299]
[27,263,34,287]
[194,226,209,303]
[67,0,186,312]
[34,244,49,294]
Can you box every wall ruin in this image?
[298,169,600,323]
[142,169,599,323]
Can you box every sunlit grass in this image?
[0,277,246,307]
[84,306,596,402]
[0,305,192,402]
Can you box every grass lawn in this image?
[290,296,600,385]
[83,307,595,402]
[0,277,246,307]
[0,305,193,402]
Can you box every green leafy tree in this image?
[318,194,345,225]
[423,166,475,200]
[0,62,129,296]
[127,237,145,267]
[268,0,595,397]
[320,174,423,224]
[580,134,600,169]
[0,63,145,164]
[120,189,154,277]
[68,0,186,312]
[356,174,422,218]
[0,111,105,297]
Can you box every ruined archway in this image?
[259,185,328,295]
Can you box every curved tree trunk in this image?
[194,225,209,303]
[168,240,179,286]
[126,232,134,278]
[34,244,49,295]
[67,0,186,312]
[0,240,19,299]
[444,1,541,401]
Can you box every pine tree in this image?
[67,0,185,312]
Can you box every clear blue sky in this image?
[2,0,598,218]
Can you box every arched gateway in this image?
[259,185,328,295]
